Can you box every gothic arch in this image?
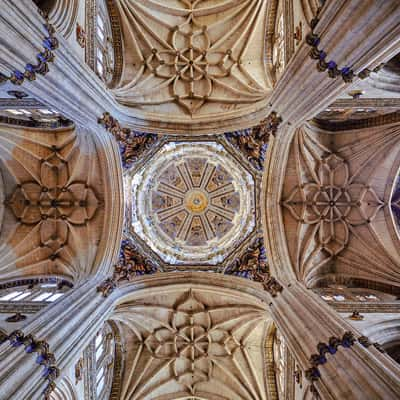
[359,317,400,364]
[107,272,272,400]
[50,377,78,400]
[33,0,79,38]
[276,122,400,289]
[0,122,123,283]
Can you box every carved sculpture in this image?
[305,332,356,382]
[253,272,284,297]
[224,237,268,278]
[114,239,157,279]
[98,112,158,168]
[226,111,282,170]
[97,278,117,298]
[0,330,59,399]
[74,357,84,384]
[0,12,58,86]
[97,238,158,297]
[6,312,27,323]
[76,23,86,48]
[349,311,364,321]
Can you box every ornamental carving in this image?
[98,112,158,169]
[97,239,158,297]
[225,111,282,170]
[76,23,86,48]
[0,330,59,399]
[224,237,268,278]
[116,288,269,399]
[253,273,283,297]
[114,238,157,279]
[113,0,269,120]
[305,332,355,382]
[0,13,58,86]
[0,125,106,280]
[284,152,383,256]
[281,124,400,289]
[97,278,117,298]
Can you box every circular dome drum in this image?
[130,142,255,265]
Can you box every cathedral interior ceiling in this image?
[112,0,271,126]
[112,284,271,400]
[280,122,400,290]
[1,1,400,399]
[314,54,400,130]
[0,124,115,283]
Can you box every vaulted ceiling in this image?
[113,0,271,129]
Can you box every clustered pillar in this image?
[0,277,115,400]
[268,281,400,399]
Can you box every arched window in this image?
[94,323,115,400]
[317,286,396,303]
[272,2,286,80]
[273,329,286,399]
[0,278,72,303]
[33,0,78,38]
[94,0,115,85]
[85,0,122,87]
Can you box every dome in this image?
[127,141,256,265]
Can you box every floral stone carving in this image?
[113,0,269,118]
[283,153,383,258]
[121,289,268,399]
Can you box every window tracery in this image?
[272,4,285,80]
[94,323,115,400]
[0,278,71,303]
[316,287,394,303]
[273,329,286,400]
[95,0,115,85]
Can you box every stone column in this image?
[0,276,115,400]
[269,281,400,400]
[270,0,400,125]
[0,1,116,128]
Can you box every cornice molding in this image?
[313,111,400,131]
[329,301,400,313]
